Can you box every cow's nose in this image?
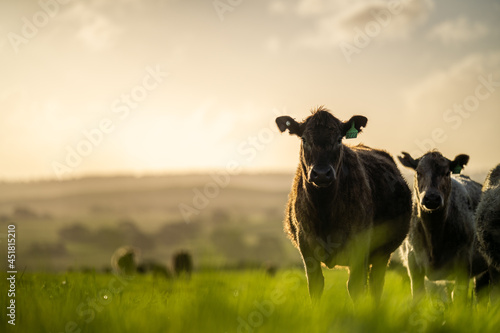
[310,165,335,187]
[421,193,443,210]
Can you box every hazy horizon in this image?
[1,0,499,181]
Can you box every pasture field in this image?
[2,269,499,333]
[1,173,495,332]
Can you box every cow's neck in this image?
[303,171,344,226]
[305,183,338,209]
[417,200,450,262]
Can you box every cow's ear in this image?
[449,154,469,174]
[275,116,303,137]
[342,115,367,139]
[398,152,419,170]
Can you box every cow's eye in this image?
[302,137,307,145]
[337,137,342,144]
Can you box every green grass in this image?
[2,269,499,333]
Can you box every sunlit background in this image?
[0,0,499,181]
[0,0,499,272]
[1,4,500,332]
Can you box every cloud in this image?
[338,0,432,35]
[77,15,122,50]
[269,1,289,14]
[296,0,330,15]
[296,0,351,16]
[402,52,500,167]
[427,16,488,44]
[264,36,281,53]
[405,51,500,116]
[57,2,123,50]
[295,0,434,48]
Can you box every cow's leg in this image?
[348,257,368,301]
[369,254,390,303]
[299,238,324,302]
[408,250,425,300]
[347,234,370,301]
[452,265,469,304]
[474,270,490,303]
[490,267,500,304]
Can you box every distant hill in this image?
[0,173,299,271]
[0,170,488,271]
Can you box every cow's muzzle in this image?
[309,165,336,187]
[421,192,444,211]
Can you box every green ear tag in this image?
[452,165,462,174]
[345,122,358,139]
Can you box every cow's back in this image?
[452,175,492,275]
[454,174,482,210]
[351,145,412,254]
[476,165,500,269]
[446,178,476,242]
[353,145,412,221]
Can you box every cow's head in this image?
[398,151,469,212]
[276,108,367,188]
[486,164,500,188]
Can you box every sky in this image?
[0,0,499,181]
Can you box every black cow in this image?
[398,151,487,301]
[476,164,500,302]
[276,107,411,302]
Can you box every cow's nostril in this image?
[310,166,335,186]
[422,194,442,210]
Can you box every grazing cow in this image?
[173,251,193,277]
[398,151,487,301]
[111,246,139,275]
[476,164,500,301]
[276,108,412,302]
[137,260,172,278]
